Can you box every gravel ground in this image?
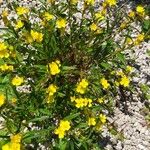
[0,0,150,150]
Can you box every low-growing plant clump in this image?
[0,0,149,149]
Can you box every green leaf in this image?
[100,62,112,70]
[116,53,125,64]
[142,20,150,32]
[64,113,80,120]
[29,116,49,122]
[62,66,76,71]
[6,119,18,133]
[59,140,67,150]
[76,123,87,128]
[1,75,10,84]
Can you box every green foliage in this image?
[0,0,149,149]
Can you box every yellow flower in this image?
[90,23,98,31]
[116,71,124,77]
[136,5,145,16]
[120,22,127,30]
[46,84,57,96]
[120,75,130,87]
[0,64,14,71]
[47,0,55,3]
[0,64,8,71]
[11,143,20,150]
[11,134,21,143]
[99,114,106,124]
[95,12,105,21]
[137,33,144,41]
[43,12,54,21]
[15,20,24,29]
[74,97,92,108]
[23,32,33,43]
[56,18,66,28]
[0,42,7,50]
[12,76,24,86]
[48,61,60,75]
[88,117,96,126]
[54,127,65,138]
[11,98,17,103]
[105,0,116,6]
[0,94,5,107]
[16,7,29,15]
[85,0,94,5]
[128,11,135,18]
[100,78,110,89]
[2,143,11,150]
[10,134,21,150]
[2,10,8,18]
[30,30,43,42]
[79,79,89,88]
[54,120,71,138]
[59,120,71,131]
[126,37,133,45]
[0,42,10,58]
[75,98,84,108]
[76,79,88,94]
[2,134,21,150]
[97,97,104,103]
[134,33,144,45]
[0,50,10,58]
[95,123,103,131]
[126,65,133,72]
[76,86,85,94]
[47,95,54,103]
[88,98,92,107]
[71,0,78,4]
[70,96,76,102]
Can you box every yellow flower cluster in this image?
[71,0,78,5]
[56,18,66,29]
[43,12,54,21]
[2,10,8,18]
[134,33,144,45]
[15,20,24,29]
[47,60,61,75]
[46,84,57,103]
[2,134,21,150]
[71,96,92,108]
[128,11,135,18]
[88,117,96,126]
[99,114,107,124]
[85,0,95,5]
[116,70,130,87]
[90,23,98,31]
[105,0,117,7]
[16,7,29,16]
[54,120,71,138]
[100,78,110,89]
[76,79,89,94]
[88,114,107,127]
[95,12,105,21]
[12,76,24,86]
[126,65,133,72]
[97,97,104,103]
[120,75,130,87]
[136,5,145,16]
[0,94,5,107]
[0,42,10,58]
[0,64,14,72]
[30,30,43,42]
